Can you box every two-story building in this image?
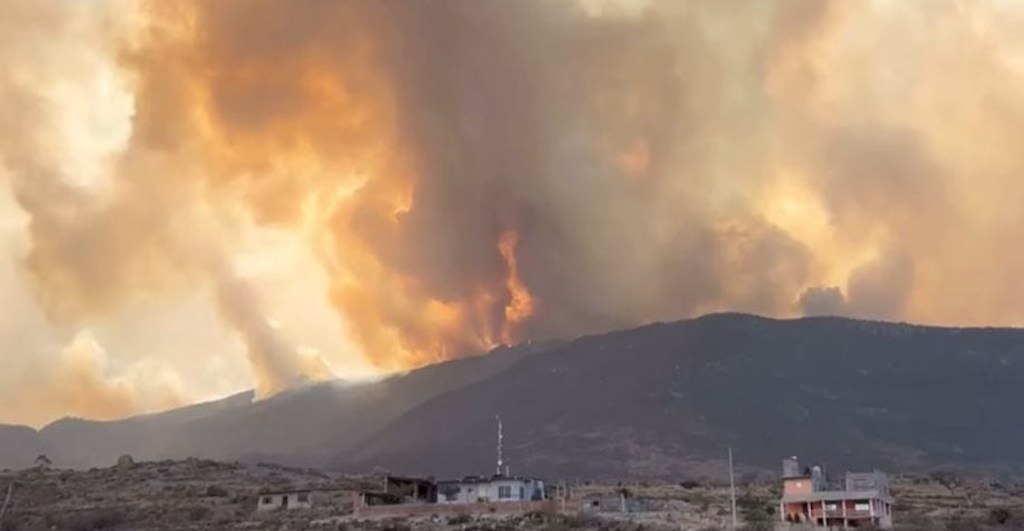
[778,457,894,529]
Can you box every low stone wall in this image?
[354,499,575,519]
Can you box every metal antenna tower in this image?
[496,415,504,476]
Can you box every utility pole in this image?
[729,447,738,529]
[0,482,13,525]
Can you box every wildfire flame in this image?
[498,229,535,345]
[5,0,1024,426]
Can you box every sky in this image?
[2,0,1024,427]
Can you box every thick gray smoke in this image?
[3,0,1024,424]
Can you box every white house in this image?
[437,476,546,504]
[257,489,317,511]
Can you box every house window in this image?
[498,486,512,499]
[519,487,525,500]
[297,493,309,503]
[825,502,839,511]
[442,486,461,502]
[854,502,870,512]
[261,496,272,504]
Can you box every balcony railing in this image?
[808,508,874,519]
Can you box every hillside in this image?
[0,459,366,531]
[0,425,45,470]
[344,314,1024,479]
[1,340,554,470]
[2,314,1023,479]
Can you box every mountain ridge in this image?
[3,314,1022,479]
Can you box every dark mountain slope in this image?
[4,314,1023,478]
[38,391,256,468]
[0,425,46,470]
[344,314,1024,479]
[0,340,555,470]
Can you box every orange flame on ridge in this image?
[498,229,535,345]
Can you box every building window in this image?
[297,493,309,503]
[825,502,839,512]
[519,487,525,500]
[261,497,272,504]
[854,502,870,512]
[498,486,512,499]
[441,486,461,502]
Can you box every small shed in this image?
[256,489,319,511]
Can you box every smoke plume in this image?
[2,0,1024,424]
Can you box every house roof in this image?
[260,489,315,496]
[438,475,543,485]
[384,475,437,484]
[260,486,349,496]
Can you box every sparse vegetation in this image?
[58,509,123,531]
[987,507,1012,525]
[205,484,229,497]
[186,505,212,522]
[736,493,774,524]
[678,480,701,490]
[1,458,1023,531]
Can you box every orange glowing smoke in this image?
[498,229,535,345]
[9,0,1024,428]
[616,138,651,181]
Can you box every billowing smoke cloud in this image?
[798,246,914,319]
[798,286,846,317]
[212,268,334,398]
[3,0,1024,424]
[0,331,186,427]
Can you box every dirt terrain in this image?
[0,459,365,531]
[2,460,1023,531]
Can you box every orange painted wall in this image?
[783,478,813,495]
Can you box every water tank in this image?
[782,457,801,478]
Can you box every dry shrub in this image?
[186,505,211,522]
[58,509,124,531]
[205,485,229,497]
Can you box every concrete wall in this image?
[439,479,544,504]
[781,498,893,530]
[354,499,569,519]
[783,478,813,495]
[257,492,315,511]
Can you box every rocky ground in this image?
[2,460,1024,530]
[0,458,367,531]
